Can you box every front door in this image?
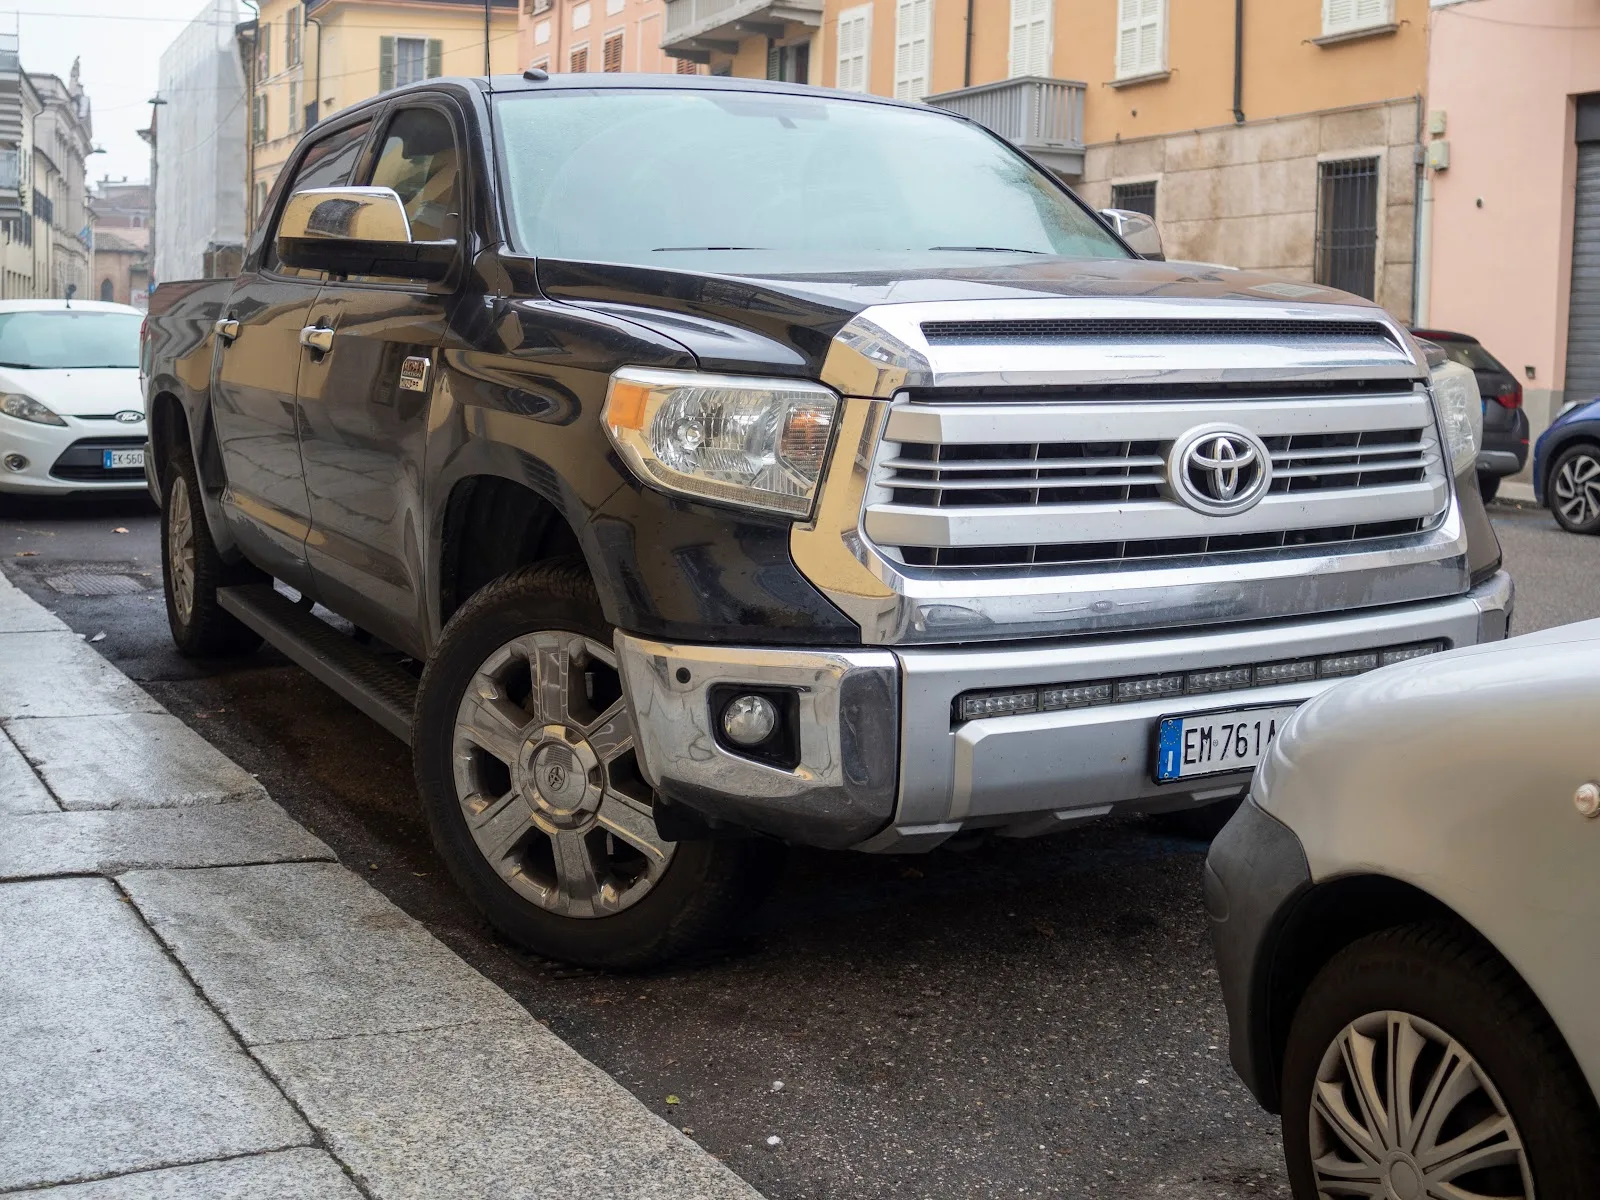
[296,102,464,655]
[210,114,375,587]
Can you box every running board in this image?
[217,583,417,744]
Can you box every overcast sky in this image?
[9,0,220,186]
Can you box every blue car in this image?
[1533,396,1600,534]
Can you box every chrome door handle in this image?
[299,325,334,354]
[214,318,239,342]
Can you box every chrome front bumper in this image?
[617,571,1513,853]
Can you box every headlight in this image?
[0,392,66,426]
[603,368,837,516]
[1429,359,1482,475]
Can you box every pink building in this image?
[1425,0,1600,477]
[518,0,696,76]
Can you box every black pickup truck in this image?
[142,72,1510,968]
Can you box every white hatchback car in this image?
[1208,618,1600,1199]
[0,299,147,495]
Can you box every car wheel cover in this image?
[1553,451,1600,526]
[1309,1009,1534,1200]
[167,474,197,624]
[450,630,674,919]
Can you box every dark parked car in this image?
[1411,328,1528,501]
[1533,395,1600,534]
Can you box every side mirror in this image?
[1099,208,1165,261]
[277,186,456,281]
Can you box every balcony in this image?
[926,76,1088,179]
[662,0,823,59]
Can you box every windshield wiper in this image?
[0,361,39,368]
[652,245,769,252]
[928,245,1048,255]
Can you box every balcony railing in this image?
[927,76,1088,178]
[663,0,823,52]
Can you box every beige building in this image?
[661,0,1429,318]
[519,0,696,75]
[243,0,520,227]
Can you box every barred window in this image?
[1111,180,1157,219]
[1315,157,1379,300]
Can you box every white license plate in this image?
[1154,704,1299,782]
[103,449,145,470]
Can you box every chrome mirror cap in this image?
[1100,207,1165,261]
[278,186,413,245]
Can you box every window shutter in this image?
[603,33,623,73]
[1323,0,1388,33]
[894,0,931,102]
[1009,0,1051,78]
[570,45,588,72]
[1116,0,1164,78]
[836,5,871,93]
[379,36,395,91]
[767,42,782,80]
[426,38,442,78]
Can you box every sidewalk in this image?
[0,570,760,1199]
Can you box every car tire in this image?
[413,558,781,970]
[1149,794,1243,842]
[1281,922,1600,1200]
[1548,444,1600,535]
[1477,471,1500,503]
[161,437,264,657]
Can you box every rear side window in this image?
[265,118,374,276]
[1437,340,1506,375]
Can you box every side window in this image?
[264,118,374,276]
[365,107,461,245]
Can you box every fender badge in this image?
[398,356,430,393]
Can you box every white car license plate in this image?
[1154,704,1299,782]
[103,449,145,470]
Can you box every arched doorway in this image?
[99,278,114,302]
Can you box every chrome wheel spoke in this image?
[1419,1113,1522,1181]
[459,687,530,767]
[469,791,534,871]
[1340,1026,1394,1150]
[1314,1081,1384,1167]
[596,789,671,868]
[526,634,574,724]
[585,699,634,764]
[549,830,602,916]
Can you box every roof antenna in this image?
[522,65,548,81]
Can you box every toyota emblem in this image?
[1169,425,1272,516]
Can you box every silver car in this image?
[1207,619,1600,1199]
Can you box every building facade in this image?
[90,179,151,307]
[27,63,95,302]
[244,0,520,227]
[155,0,248,285]
[519,0,695,76]
[1424,0,1600,473]
[661,0,1428,320]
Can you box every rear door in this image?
[210,115,375,586]
[295,99,467,655]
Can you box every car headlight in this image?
[1429,359,1482,475]
[0,392,66,426]
[603,368,837,517]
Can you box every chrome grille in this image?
[864,389,1449,570]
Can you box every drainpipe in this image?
[1232,0,1245,123]
[1414,97,1432,327]
[307,12,322,122]
[963,0,974,87]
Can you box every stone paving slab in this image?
[0,573,68,634]
[0,631,164,718]
[0,728,55,814]
[1,1150,366,1200]
[0,801,333,880]
[6,712,267,810]
[256,1020,763,1200]
[122,861,527,1046]
[0,877,311,1192]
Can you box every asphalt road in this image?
[4,492,1595,1200]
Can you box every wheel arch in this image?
[146,387,240,559]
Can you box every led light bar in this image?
[952,641,1445,724]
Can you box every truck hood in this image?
[0,366,143,419]
[536,255,1378,378]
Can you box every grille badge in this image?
[1169,424,1272,516]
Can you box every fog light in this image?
[2,453,26,472]
[721,693,779,747]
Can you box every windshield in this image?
[0,310,142,369]
[494,90,1126,272]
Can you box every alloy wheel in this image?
[1553,451,1600,527]
[167,473,197,624]
[1309,1009,1533,1200]
[451,631,673,918]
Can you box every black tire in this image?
[413,558,780,970]
[1477,472,1500,503]
[1548,443,1600,535]
[161,436,264,657]
[1282,922,1600,1200]
[1149,794,1243,841]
